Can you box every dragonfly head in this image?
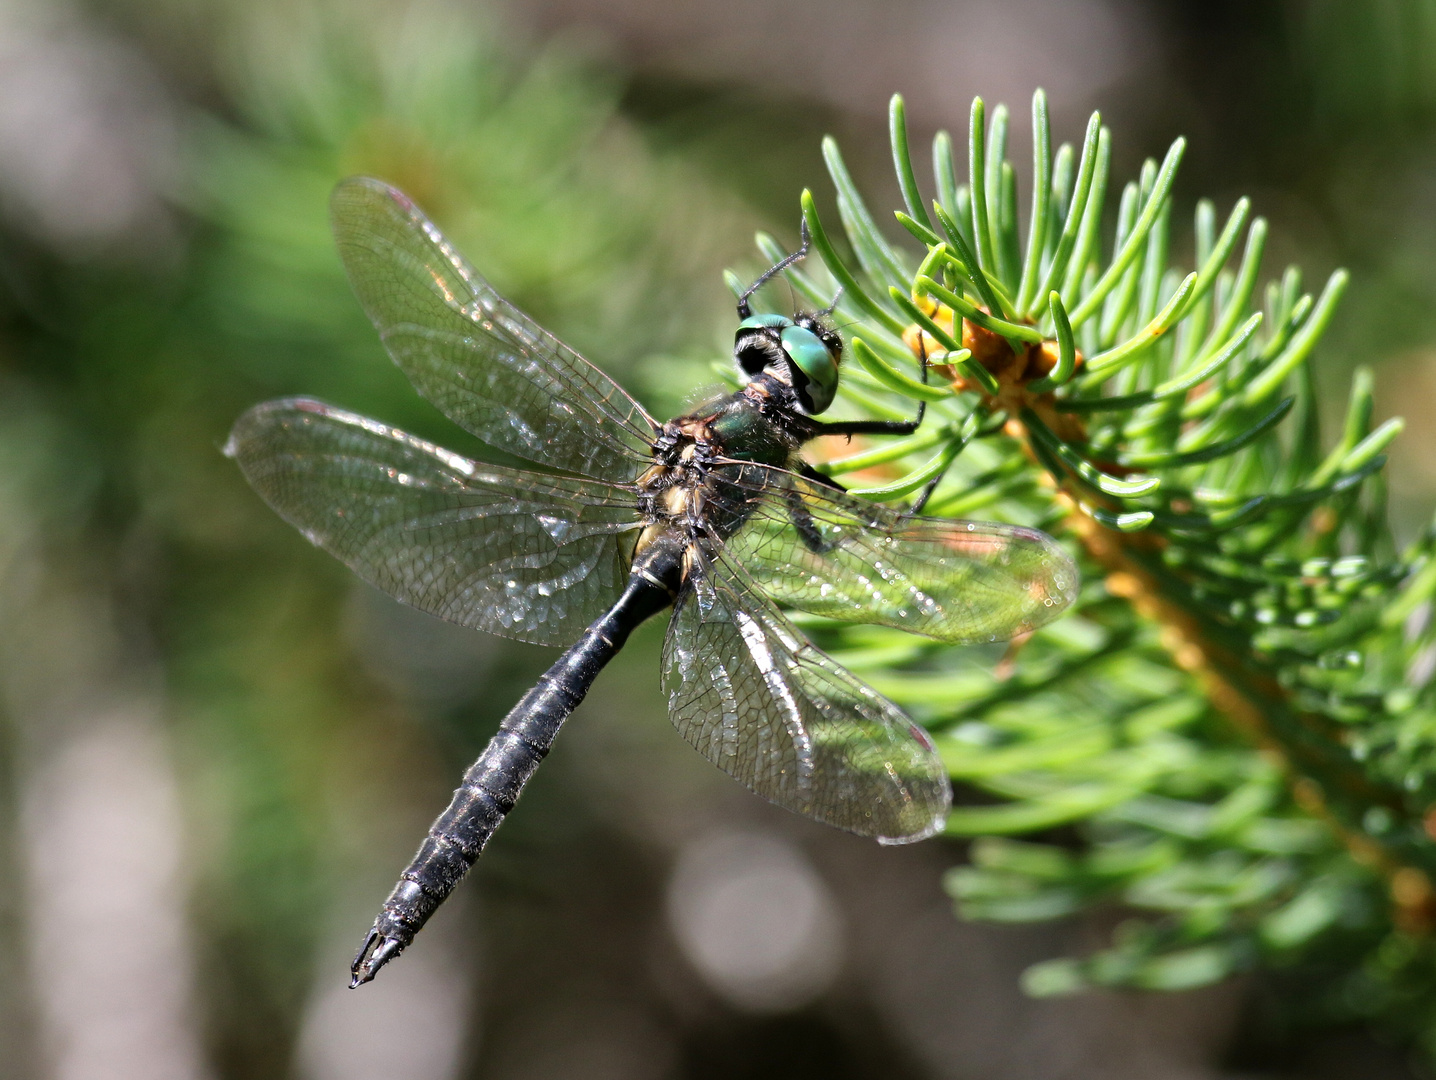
[734,312,842,415]
[732,219,843,415]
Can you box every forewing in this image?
[723,468,1078,644]
[226,398,639,647]
[330,176,658,480]
[661,551,951,842]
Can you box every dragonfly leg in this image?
[803,426,950,516]
[812,341,932,441]
[799,461,846,493]
[906,340,960,514]
[784,486,838,555]
[909,469,949,515]
[813,411,924,439]
[812,341,949,513]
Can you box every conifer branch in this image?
[744,91,1436,1021]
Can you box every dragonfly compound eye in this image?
[780,324,840,414]
[734,314,791,376]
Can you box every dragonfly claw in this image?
[349,925,404,987]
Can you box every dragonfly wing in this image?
[330,177,659,481]
[661,548,951,842]
[227,398,639,647]
[723,467,1078,644]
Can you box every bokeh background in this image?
[2,1,1435,1078]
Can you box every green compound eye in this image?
[780,324,839,414]
[734,313,793,375]
[737,313,792,331]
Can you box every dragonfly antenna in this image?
[737,219,811,318]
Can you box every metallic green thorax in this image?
[705,396,794,468]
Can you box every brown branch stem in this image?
[1057,492,1436,931]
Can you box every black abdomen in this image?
[351,545,679,985]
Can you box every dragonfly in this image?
[226,177,1078,987]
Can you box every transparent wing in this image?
[330,176,659,480]
[226,398,639,647]
[719,465,1078,644]
[661,548,951,842]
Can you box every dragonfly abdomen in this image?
[350,554,678,987]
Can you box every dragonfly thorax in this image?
[636,416,722,526]
[632,397,796,577]
[631,418,721,590]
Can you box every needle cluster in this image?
[739,90,1436,1048]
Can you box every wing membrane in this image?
[662,549,951,842]
[330,177,658,480]
[721,467,1078,644]
[226,398,639,647]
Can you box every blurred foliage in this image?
[1156,1,1436,445]
[762,88,1436,1062]
[0,0,745,1073]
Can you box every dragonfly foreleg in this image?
[809,340,932,441]
[812,411,925,439]
[807,340,949,512]
[799,446,947,517]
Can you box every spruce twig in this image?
[745,91,1436,1026]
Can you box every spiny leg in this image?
[906,335,968,513]
[812,336,932,440]
[806,340,955,513]
[812,414,925,438]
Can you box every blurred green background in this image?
[2,1,1436,1078]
